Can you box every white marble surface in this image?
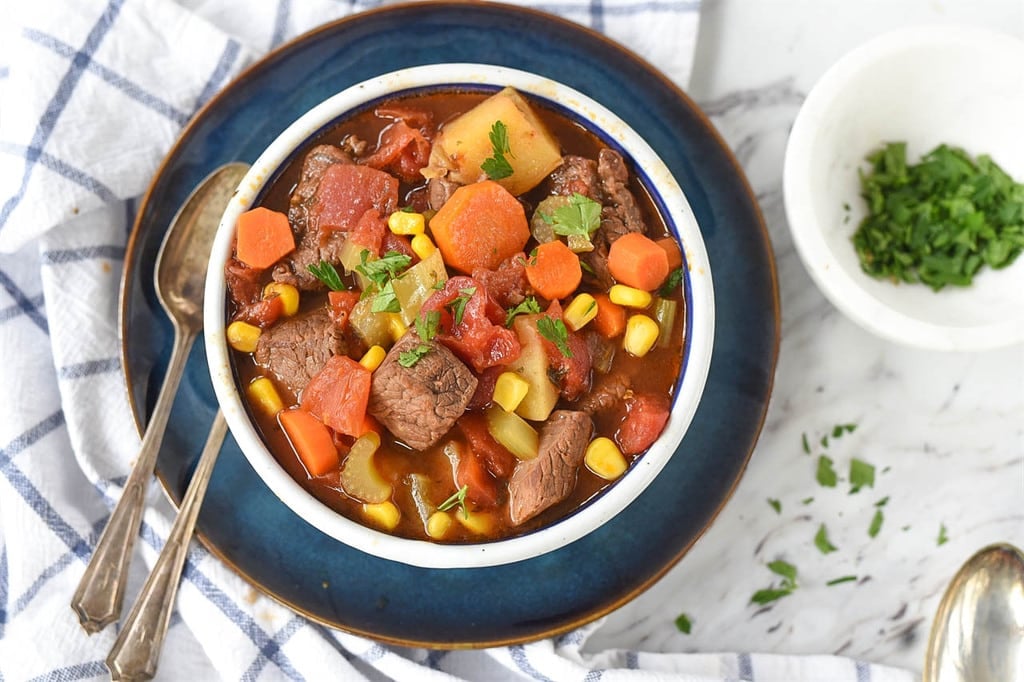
[589,0,1024,674]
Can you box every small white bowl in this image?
[784,26,1024,351]
[204,64,714,568]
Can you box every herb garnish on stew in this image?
[481,120,514,180]
[537,316,573,357]
[307,260,346,291]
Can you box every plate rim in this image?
[119,0,779,647]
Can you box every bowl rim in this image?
[204,62,715,568]
[783,24,1024,352]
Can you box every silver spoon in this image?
[106,411,228,681]
[71,162,249,633]
[924,543,1024,682]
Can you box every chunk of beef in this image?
[253,307,345,399]
[549,155,600,199]
[272,145,353,290]
[507,410,593,525]
[597,149,645,238]
[581,236,614,290]
[577,373,630,415]
[427,176,459,211]
[368,332,478,450]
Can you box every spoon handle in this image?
[106,412,228,682]
[71,326,197,633]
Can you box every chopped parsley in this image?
[848,458,875,494]
[398,344,432,368]
[826,575,858,586]
[853,142,1024,290]
[537,316,573,357]
[369,280,401,313]
[814,523,838,554]
[437,484,470,518]
[801,496,814,505]
[447,287,477,326]
[816,455,838,488]
[481,120,514,180]
[307,260,346,291]
[833,423,857,438]
[674,613,693,634]
[750,560,798,605]
[937,523,949,546]
[542,192,602,238]
[398,311,441,368]
[659,267,684,297]
[767,498,782,514]
[868,508,884,538]
[356,250,411,313]
[801,433,811,454]
[505,296,541,327]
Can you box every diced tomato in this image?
[361,120,431,183]
[456,447,501,509]
[374,106,433,130]
[300,355,372,438]
[311,164,398,234]
[328,290,360,329]
[537,302,592,401]
[348,209,387,255]
[471,252,529,308]
[420,276,521,373]
[458,412,517,479]
[381,230,415,261]
[232,295,284,329]
[466,366,503,411]
[617,393,671,455]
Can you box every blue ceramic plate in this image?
[121,1,778,648]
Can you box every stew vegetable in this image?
[224,87,687,542]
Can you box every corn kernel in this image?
[386,312,408,342]
[585,437,628,480]
[623,314,659,358]
[426,511,452,539]
[456,509,495,536]
[493,372,530,413]
[359,345,387,372]
[362,501,400,531]
[226,320,261,353]
[262,282,299,316]
[388,210,426,235]
[608,284,652,309]
[246,377,284,417]
[411,233,437,261]
[563,293,599,331]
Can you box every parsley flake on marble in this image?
[937,523,949,546]
[826,575,858,586]
[816,455,838,487]
[848,457,875,494]
[814,523,838,554]
[674,613,693,634]
[768,498,782,514]
[868,508,885,538]
[750,560,799,605]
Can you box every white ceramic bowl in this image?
[784,26,1024,351]
[204,64,714,568]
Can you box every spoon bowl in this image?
[924,543,1024,682]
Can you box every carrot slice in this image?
[428,181,530,273]
[279,408,339,477]
[654,236,683,271]
[606,232,670,291]
[524,240,582,300]
[591,293,626,338]
[235,207,295,270]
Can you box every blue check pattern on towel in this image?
[0,1,919,680]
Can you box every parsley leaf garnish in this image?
[505,296,541,327]
[674,613,693,634]
[307,261,346,291]
[816,455,838,487]
[848,457,875,494]
[827,575,858,586]
[750,560,799,605]
[437,484,470,519]
[801,432,811,454]
[767,498,781,514]
[868,508,884,538]
[369,280,401,313]
[447,287,477,326]
[659,267,684,297]
[814,523,838,554]
[398,344,432,368]
[543,192,602,237]
[937,523,949,546]
[356,250,412,286]
[415,310,440,342]
[537,316,573,357]
[481,121,514,180]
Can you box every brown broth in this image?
[230,89,686,542]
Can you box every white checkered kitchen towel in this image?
[0,1,919,680]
